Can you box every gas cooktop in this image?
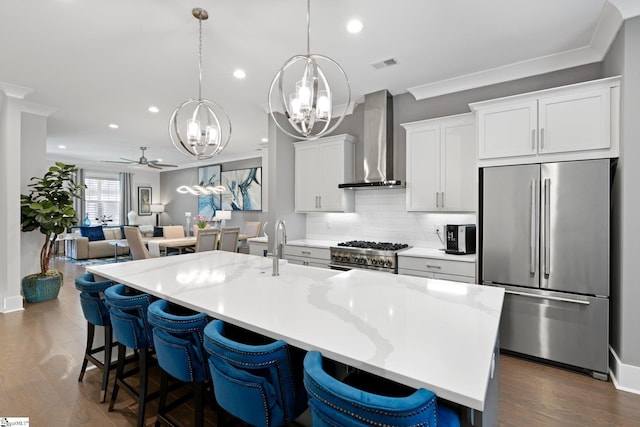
[336,241,410,251]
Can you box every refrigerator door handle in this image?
[505,289,590,305]
[543,178,551,277]
[530,179,536,274]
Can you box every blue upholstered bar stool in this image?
[203,320,308,427]
[104,284,157,427]
[303,351,461,427]
[147,299,209,427]
[74,273,116,402]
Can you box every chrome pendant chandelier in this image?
[268,0,351,140]
[169,7,231,160]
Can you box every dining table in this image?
[88,251,504,427]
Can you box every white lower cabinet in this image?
[248,240,268,257]
[398,255,476,284]
[284,245,331,269]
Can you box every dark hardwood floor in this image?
[1,257,639,426]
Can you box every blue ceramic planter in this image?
[21,272,63,303]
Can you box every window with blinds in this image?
[85,177,121,225]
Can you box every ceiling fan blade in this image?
[120,157,139,163]
[102,160,135,164]
[149,161,177,168]
[147,163,162,169]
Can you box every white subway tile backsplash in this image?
[306,188,476,248]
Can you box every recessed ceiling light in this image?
[261,137,269,143]
[108,123,119,129]
[58,145,66,149]
[346,19,363,33]
[233,69,246,79]
[148,106,159,113]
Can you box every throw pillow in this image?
[153,226,164,238]
[80,226,106,242]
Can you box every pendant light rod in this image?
[306,0,311,55]
[192,7,208,100]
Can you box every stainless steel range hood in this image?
[338,90,402,189]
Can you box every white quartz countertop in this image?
[399,247,476,262]
[89,251,502,411]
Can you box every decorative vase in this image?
[82,213,91,227]
[21,271,63,303]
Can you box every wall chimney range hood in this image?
[338,90,402,189]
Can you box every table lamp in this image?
[214,210,231,228]
[150,204,165,226]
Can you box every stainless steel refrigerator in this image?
[481,159,612,379]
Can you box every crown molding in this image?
[0,82,33,99]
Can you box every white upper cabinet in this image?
[402,113,476,212]
[470,76,620,167]
[294,134,355,213]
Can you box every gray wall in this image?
[604,16,640,369]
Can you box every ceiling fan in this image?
[104,146,177,169]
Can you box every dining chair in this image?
[161,225,188,255]
[219,227,240,252]
[74,273,117,402]
[162,225,185,239]
[147,300,210,427]
[104,284,157,427]
[303,351,461,427]
[124,226,155,260]
[203,320,308,427]
[194,227,219,252]
[238,221,261,253]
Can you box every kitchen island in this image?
[88,251,503,426]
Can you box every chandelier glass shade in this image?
[268,0,350,140]
[169,8,231,160]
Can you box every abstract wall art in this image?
[221,167,262,211]
[197,165,222,219]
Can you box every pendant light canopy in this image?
[169,7,232,160]
[268,0,351,140]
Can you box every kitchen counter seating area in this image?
[89,250,504,426]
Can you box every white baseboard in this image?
[610,346,640,395]
[2,295,24,313]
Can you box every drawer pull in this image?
[426,264,442,269]
[301,251,311,255]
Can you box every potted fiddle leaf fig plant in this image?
[20,162,84,303]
